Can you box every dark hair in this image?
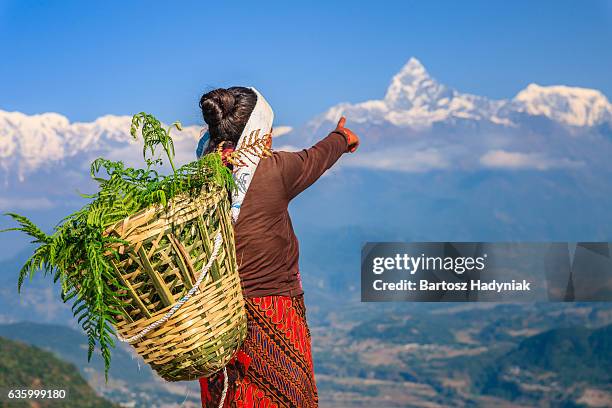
[199,87,257,154]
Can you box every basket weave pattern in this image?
[105,186,247,381]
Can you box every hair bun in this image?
[198,87,257,155]
[200,88,236,126]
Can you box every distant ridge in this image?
[0,335,119,408]
[479,324,612,401]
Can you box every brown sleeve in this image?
[278,131,349,200]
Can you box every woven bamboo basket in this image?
[104,185,247,382]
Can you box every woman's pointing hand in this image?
[335,116,360,153]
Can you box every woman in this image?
[197,86,359,408]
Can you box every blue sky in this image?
[1,0,611,127]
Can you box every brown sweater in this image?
[233,131,349,297]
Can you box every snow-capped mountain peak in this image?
[0,110,133,177]
[397,57,428,78]
[315,57,612,130]
[0,110,204,182]
[512,83,612,127]
[383,58,450,109]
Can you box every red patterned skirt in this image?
[199,295,318,407]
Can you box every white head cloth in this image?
[230,87,274,223]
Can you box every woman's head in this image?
[199,87,257,154]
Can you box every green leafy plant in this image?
[1,113,235,380]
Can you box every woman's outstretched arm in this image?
[279,117,360,200]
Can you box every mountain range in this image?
[311,58,612,130]
[284,58,612,176]
[2,57,611,182]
